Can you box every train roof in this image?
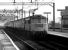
[25,15,46,19]
[8,15,46,22]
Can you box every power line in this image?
[0,2,53,5]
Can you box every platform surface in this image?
[0,30,18,50]
[48,31,68,38]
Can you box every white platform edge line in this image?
[48,31,68,38]
[2,31,20,50]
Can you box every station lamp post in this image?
[44,12,51,24]
[44,12,51,30]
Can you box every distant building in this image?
[61,6,68,28]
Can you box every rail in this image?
[3,29,39,50]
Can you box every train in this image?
[4,15,48,40]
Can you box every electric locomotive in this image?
[4,15,48,40]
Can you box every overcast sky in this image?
[0,0,68,23]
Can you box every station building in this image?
[61,6,68,29]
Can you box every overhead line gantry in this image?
[0,0,55,31]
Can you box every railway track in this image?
[3,27,68,50]
[3,29,48,50]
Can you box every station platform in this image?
[48,31,68,38]
[0,30,19,50]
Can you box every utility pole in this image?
[30,0,33,3]
[23,11,26,30]
[13,0,16,27]
[53,3,55,31]
[13,0,16,3]
[29,10,31,31]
